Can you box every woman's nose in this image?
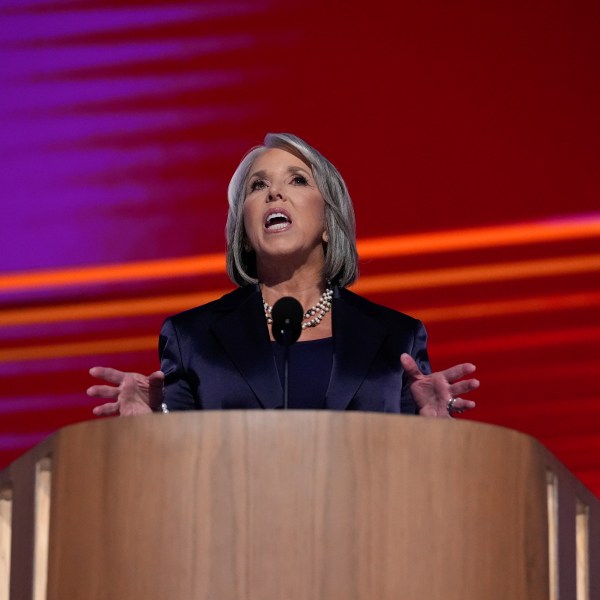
[267,185,284,201]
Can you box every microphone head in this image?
[271,296,303,346]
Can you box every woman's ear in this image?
[322,230,329,243]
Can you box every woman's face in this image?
[243,147,327,269]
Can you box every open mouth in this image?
[264,211,292,231]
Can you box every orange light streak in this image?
[0,336,157,363]
[1,218,599,293]
[357,218,600,258]
[3,313,599,365]
[2,290,600,364]
[0,253,225,293]
[1,255,599,328]
[431,325,600,356]
[0,290,229,327]
[353,253,600,294]
[413,291,600,323]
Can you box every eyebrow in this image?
[247,165,312,181]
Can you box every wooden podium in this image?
[1,412,598,599]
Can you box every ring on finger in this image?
[447,397,463,415]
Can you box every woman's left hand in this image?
[400,353,479,418]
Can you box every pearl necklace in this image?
[263,285,333,330]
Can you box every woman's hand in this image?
[87,367,165,417]
[400,353,478,418]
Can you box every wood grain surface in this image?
[2,412,598,599]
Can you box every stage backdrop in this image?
[1,0,599,495]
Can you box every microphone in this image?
[271,297,303,346]
[271,297,303,409]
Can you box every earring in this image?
[322,231,329,243]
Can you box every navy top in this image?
[272,337,333,409]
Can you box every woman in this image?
[88,133,478,417]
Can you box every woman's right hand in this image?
[87,367,165,417]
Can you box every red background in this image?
[1,0,599,495]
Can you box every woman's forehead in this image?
[250,147,312,173]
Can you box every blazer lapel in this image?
[326,288,387,410]
[211,286,283,409]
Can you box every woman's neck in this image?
[256,253,328,310]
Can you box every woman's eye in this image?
[250,179,266,191]
[291,175,308,185]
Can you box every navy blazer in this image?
[159,285,431,413]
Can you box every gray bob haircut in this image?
[226,132,359,287]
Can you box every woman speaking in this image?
[88,133,478,417]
